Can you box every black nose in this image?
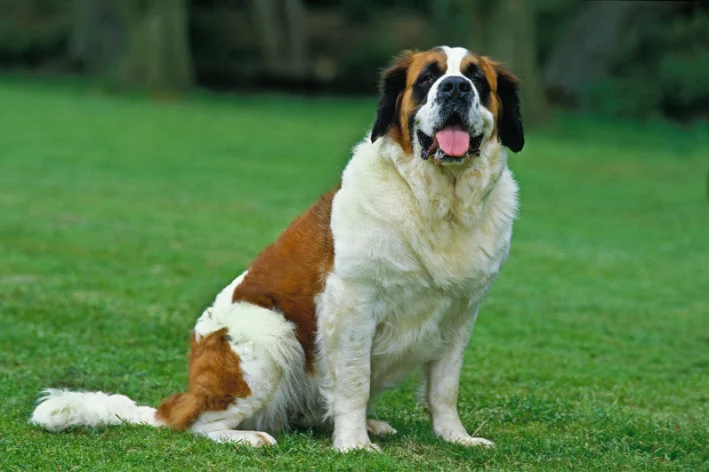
[438,76,472,99]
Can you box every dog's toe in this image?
[366,419,397,436]
[204,430,278,447]
[451,435,494,448]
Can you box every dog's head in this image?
[371,46,524,165]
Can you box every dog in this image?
[31,46,523,452]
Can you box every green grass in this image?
[1,78,708,471]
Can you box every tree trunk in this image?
[70,0,126,74]
[542,1,646,109]
[484,0,549,124]
[284,0,308,78]
[455,0,491,52]
[457,0,548,124]
[250,0,282,76]
[249,0,309,79]
[71,0,193,93]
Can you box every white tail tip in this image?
[31,389,159,432]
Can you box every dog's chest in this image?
[336,194,512,383]
[368,287,459,386]
[329,148,517,384]
[407,214,508,289]
[366,219,508,377]
[338,182,513,296]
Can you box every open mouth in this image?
[417,115,483,161]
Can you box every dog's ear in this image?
[494,64,524,153]
[371,52,413,143]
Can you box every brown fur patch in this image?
[404,49,448,88]
[232,188,339,371]
[479,56,502,139]
[389,49,447,153]
[156,328,251,430]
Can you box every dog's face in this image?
[371,46,524,165]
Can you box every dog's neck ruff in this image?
[376,136,510,227]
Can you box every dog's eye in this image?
[464,65,486,88]
[418,74,434,86]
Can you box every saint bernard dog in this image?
[32,46,524,452]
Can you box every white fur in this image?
[31,389,160,432]
[317,129,517,450]
[32,45,517,453]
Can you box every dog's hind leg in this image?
[156,301,310,447]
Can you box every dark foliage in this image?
[0,0,706,121]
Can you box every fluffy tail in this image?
[31,389,160,432]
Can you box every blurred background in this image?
[1,0,708,124]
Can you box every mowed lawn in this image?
[1,78,708,472]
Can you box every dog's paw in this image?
[366,419,397,436]
[333,439,382,453]
[437,432,494,448]
[451,436,494,447]
[204,430,278,447]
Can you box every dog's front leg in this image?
[424,311,494,448]
[318,278,378,452]
[330,312,377,452]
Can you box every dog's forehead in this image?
[439,46,476,75]
[406,47,482,84]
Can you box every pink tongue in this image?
[435,126,470,157]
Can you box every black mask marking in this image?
[463,63,491,108]
[412,62,443,105]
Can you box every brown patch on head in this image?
[370,51,414,148]
[477,56,501,137]
[389,49,447,153]
[371,48,446,153]
[156,328,251,430]
[232,188,339,371]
